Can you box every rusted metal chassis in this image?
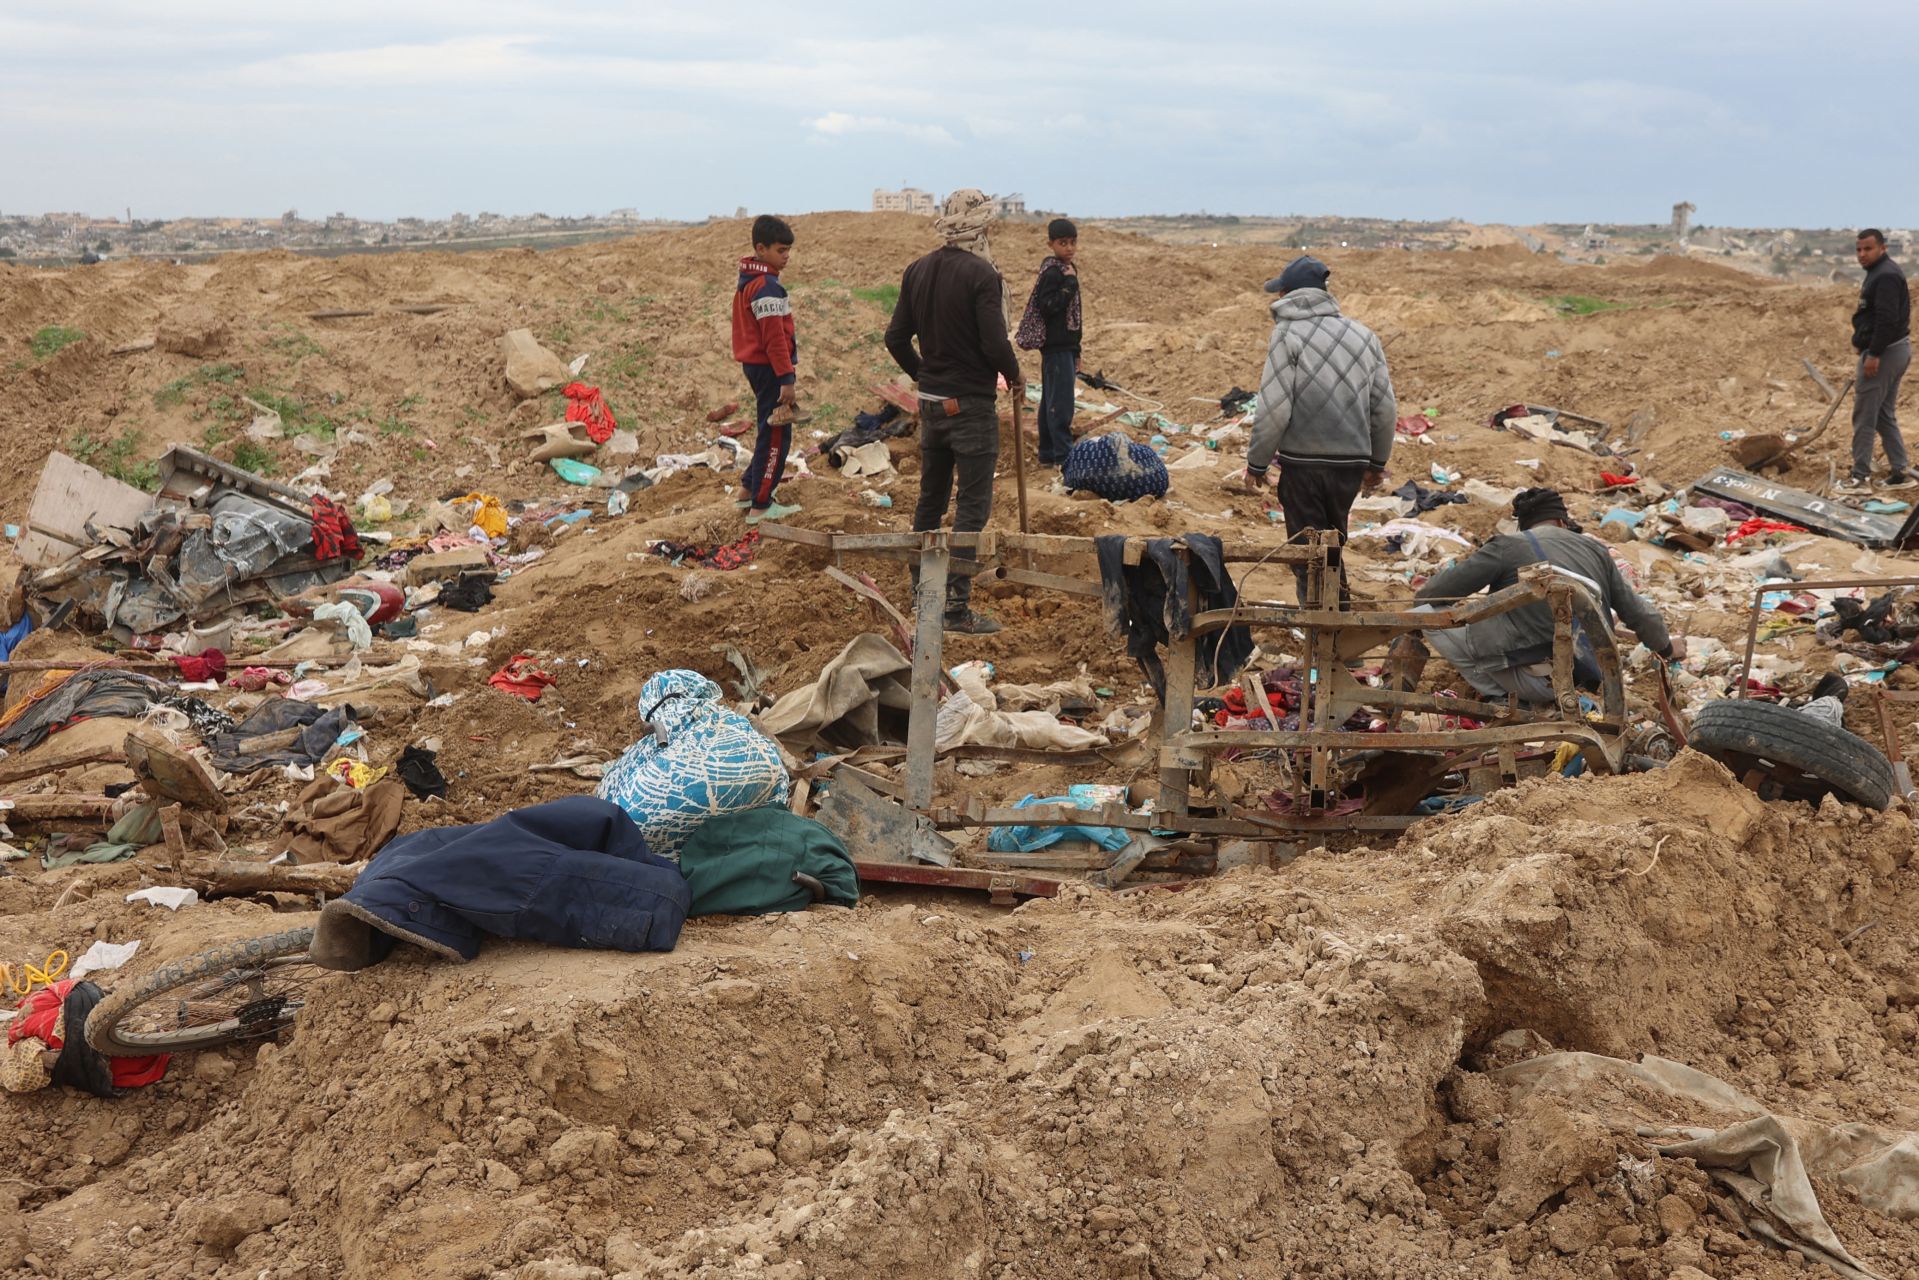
[761,524,1627,837]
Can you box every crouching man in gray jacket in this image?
[1414,487,1684,706]
[1244,256,1396,605]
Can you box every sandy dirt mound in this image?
[6,758,1919,1279]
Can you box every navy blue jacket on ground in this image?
[310,796,689,970]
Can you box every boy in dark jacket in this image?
[1017,218,1083,466]
[731,215,802,523]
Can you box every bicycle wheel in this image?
[85,927,324,1056]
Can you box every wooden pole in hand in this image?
[1010,392,1035,569]
[1010,393,1032,537]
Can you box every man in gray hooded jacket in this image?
[1243,256,1396,603]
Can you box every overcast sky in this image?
[2,1,1910,228]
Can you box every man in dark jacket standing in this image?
[1838,229,1916,495]
[1243,255,1396,604]
[885,188,1025,634]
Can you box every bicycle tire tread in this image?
[86,926,317,1056]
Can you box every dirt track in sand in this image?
[2,216,1917,1279]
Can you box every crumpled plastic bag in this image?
[125,887,200,911]
[313,601,373,651]
[986,792,1133,854]
[70,939,141,980]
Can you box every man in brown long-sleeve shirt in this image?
[884,188,1024,635]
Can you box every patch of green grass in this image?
[31,326,86,359]
[154,375,195,409]
[545,320,574,350]
[584,298,631,326]
[68,427,158,489]
[602,343,651,392]
[206,393,245,425]
[231,441,277,475]
[398,392,425,412]
[377,414,415,437]
[1550,295,1629,316]
[202,423,231,448]
[850,283,900,310]
[248,391,337,439]
[268,328,324,361]
[156,362,248,410]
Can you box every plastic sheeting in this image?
[1495,1051,1906,1280]
[986,789,1134,855]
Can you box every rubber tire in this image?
[1689,699,1893,811]
[85,927,317,1056]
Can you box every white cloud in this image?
[233,34,542,85]
[808,112,956,146]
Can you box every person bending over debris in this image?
[1837,229,1917,496]
[1243,255,1396,605]
[731,214,804,524]
[595,670,790,860]
[1415,487,1684,706]
[884,188,1026,635]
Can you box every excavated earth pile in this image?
[6,757,1919,1279]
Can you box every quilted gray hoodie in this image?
[1246,288,1396,474]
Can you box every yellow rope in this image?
[2,950,69,997]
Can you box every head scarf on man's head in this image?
[933,187,1010,330]
[1512,487,1574,530]
[637,670,724,739]
[935,188,997,257]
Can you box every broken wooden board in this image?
[1692,466,1919,549]
[815,770,955,867]
[15,452,153,569]
[126,732,229,813]
[852,860,1057,905]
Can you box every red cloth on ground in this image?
[1726,518,1806,544]
[1600,472,1639,487]
[9,980,168,1089]
[1214,684,1289,726]
[170,649,228,684]
[309,495,363,561]
[563,382,618,445]
[648,528,760,571]
[1394,415,1431,437]
[488,655,556,702]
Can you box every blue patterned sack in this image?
[1062,431,1169,502]
[596,670,791,860]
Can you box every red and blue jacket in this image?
[731,257,797,382]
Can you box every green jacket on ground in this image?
[679,806,860,917]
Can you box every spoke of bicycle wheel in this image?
[120,967,324,1034]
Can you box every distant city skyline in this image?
[4,1,1916,229]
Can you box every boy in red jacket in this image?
[731,215,802,523]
